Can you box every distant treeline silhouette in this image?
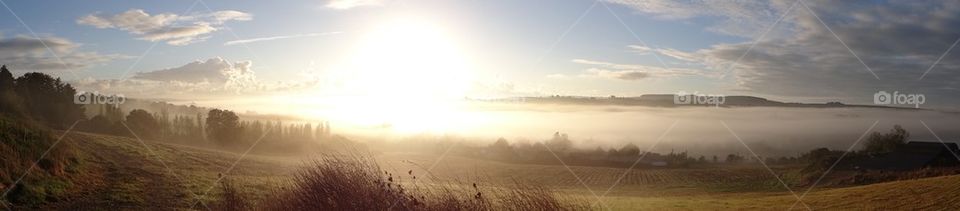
[1,66,335,153]
[476,132,812,168]
[80,105,334,151]
[378,128,913,170]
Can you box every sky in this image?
[2,0,960,110]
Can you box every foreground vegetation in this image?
[0,117,79,207]
[216,152,590,210]
[2,130,957,210]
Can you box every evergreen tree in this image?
[0,65,13,91]
[0,65,23,116]
[12,72,85,128]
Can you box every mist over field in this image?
[347,105,960,156]
[186,97,960,157]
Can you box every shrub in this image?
[862,125,909,154]
[212,178,250,211]
[218,151,590,210]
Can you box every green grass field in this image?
[36,132,960,210]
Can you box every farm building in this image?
[853,141,960,171]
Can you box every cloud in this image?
[72,57,339,100]
[565,59,701,81]
[585,68,650,80]
[224,32,342,46]
[77,9,252,45]
[72,57,268,100]
[615,1,960,106]
[606,0,795,37]
[133,57,256,90]
[326,0,384,9]
[0,35,128,71]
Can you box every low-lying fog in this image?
[215,99,960,157]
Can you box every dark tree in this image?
[618,143,641,157]
[862,125,909,154]
[0,65,23,116]
[0,65,12,91]
[80,114,114,134]
[206,109,241,146]
[12,72,85,128]
[126,109,159,139]
[726,153,744,163]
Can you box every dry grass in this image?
[0,117,77,206]
[212,178,252,211]
[214,151,590,211]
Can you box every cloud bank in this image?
[610,0,960,106]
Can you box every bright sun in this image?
[319,17,477,133]
[346,17,472,99]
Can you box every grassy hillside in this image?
[0,117,80,207]
[6,130,958,210]
[378,153,960,210]
[35,132,300,210]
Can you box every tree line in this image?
[1,66,333,152]
[80,105,333,149]
[0,65,84,129]
[378,126,913,170]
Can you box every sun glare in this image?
[345,17,472,99]
[319,17,477,133]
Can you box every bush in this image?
[218,151,590,210]
[212,178,250,211]
[862,125,909,154]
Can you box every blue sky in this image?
[2,0,960,108]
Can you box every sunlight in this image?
[345,17,472,99]
[320,16,477,133]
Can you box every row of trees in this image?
[2,66,334,151]
[400,132,755,168]
[484,137,751,168]
[79,105,334,149]
[485,125,911,168]
[397,125,912,170]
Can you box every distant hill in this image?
[476,94,914,109]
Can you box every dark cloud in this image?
[619,1,960,107]
[0,35,126,71]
